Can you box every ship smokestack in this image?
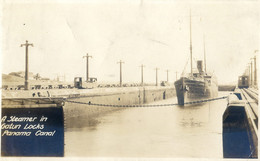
[197,60,203,73]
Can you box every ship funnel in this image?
[197,60,203,73]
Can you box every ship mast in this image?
[189,9,193,77]
[203,35,207,73]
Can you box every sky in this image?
[1,0,259,84]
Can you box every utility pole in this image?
[166,69,169,82]
[140,64,145,86]
[83,53,92,82]
[56,74,60,82]
[247,65,250,84]
[251,57,255,86]
[250,61,253,86]
[254,50,258,86]
[117,60,124,87]
[254,56,257,86]
[21,40,33,90]
[248,63,252,86]
[155,67,159,86]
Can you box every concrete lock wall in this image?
[1,87,176,129]
[63,87,176,128]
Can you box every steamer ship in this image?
[174,61,218,105]
[174,11,218,105]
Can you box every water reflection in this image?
[65,92,228,158]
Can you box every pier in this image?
[240,88,258,157]
[222,52,258,158]
[223,87,258,158]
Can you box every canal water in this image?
[65,92,229,158]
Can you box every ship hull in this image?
[174,77,218,105]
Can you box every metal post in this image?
[20,40,33,90]
[120,62,122,86]
[57,74,59,82]
[140,64,145,86]
[254,56,257,86]
[251,61,253,86]
[166,69,169,82]
[117,60,124,87]
[83,53,92,82]
[248,63,252,85]
[254,50,258,86]
[247,65,250,85]
[155,68,159,86]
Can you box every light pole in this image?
[83,53,92,82]
[248,63,252,86]
[254,50,258,86]
[140,64,145,86]
[155,67,159,86]
[21,40,33,90]
[250,61,253,86]
[166,69,169,82]
[118,60,124,87]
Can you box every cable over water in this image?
[65,96,228,108]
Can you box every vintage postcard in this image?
[1,0,258,160]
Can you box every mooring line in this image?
[64,96,228,107]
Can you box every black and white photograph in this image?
[0,0,259,160]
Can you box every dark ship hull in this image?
[174,76,218,105]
